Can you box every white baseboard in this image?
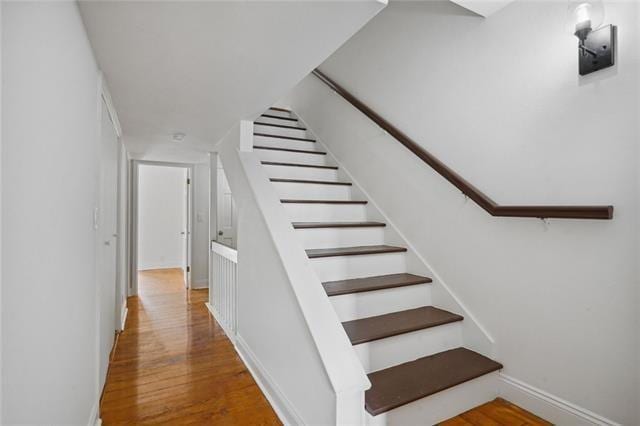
[234,335,304,426]
[498,374,620,426]
[191,278,209,289]
[120,306,128,331]
[137,262,183,271]
[88,399,100,426]
[203,304,301,424]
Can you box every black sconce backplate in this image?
[579,24,616,75]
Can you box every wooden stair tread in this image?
[261,161,337,170]
[254,122,307,131]
[322,273,431,296]
[342,306,462,345]
[281,199,367,205]
[260,113,298,122]
[366,347,503,416]
[253,132,315,142]
[306,245,406,258]
[293,221,385,229]
[270,178,351,186]
[254,146,326,155]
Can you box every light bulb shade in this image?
[567,0,605,33]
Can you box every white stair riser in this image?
[330,283,431,322]
[262,165,338,181]
[273,182,352,199]
[296,227,385,249]
[365,373,499,426]
[253,135,318,152]
[255,116,302,126]
[255,149,329,166]
[263,109,292,119]
[310,252,406,282]
[353,322,462,373]
[284,203,368,222]
[253,124,311,139]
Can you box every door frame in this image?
[96,73,123,414]
[130,160,195,295]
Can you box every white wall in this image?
[138,164,187,271]
[287,1,639,424]
[2,2,102,423]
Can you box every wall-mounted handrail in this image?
[312,69,613,220]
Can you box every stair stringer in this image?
[292,111,496,360]
[216,123,371,425]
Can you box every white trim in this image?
[120,306,128,332]
[498,374,621,426]
[192,278,209,289]
[211,240,238,263]
[205,302,234,341]
[234,335,305,426]
[137,262,184,271]
[130,160,195,295]
[87,399,100,426]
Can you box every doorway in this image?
[215,156,237,248]
[131,161,194,295]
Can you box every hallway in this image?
[100,269,280,424]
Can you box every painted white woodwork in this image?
[207,241,238,339]
[214,123,370,425]
[137,165,188,271]
[255,149,329,166]
[330,284,432,322]
[295,227,386,250]
[263,164,339,181]
[253,135,319,152]
[250,113,499,424]
[97,97,119,398]
[354,322,462,373]
[216,162,236,249]
[366,373,499,426]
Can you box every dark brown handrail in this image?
[312,69,613,220]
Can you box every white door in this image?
[98,99,119,391]
[216,163,236,248]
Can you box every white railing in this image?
[206,240,238,339]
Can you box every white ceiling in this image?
[449,0,515,17]
[79,1,385,162]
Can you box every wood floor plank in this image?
[100,268,281,425]
[439,398,552,425]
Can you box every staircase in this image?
[254,107,503,425]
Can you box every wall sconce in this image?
[569,0,616,75]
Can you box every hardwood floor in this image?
[100,268,281,425]
[439,398,553,426]
[101,268,549,425]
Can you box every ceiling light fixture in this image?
[172,132,186,143]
